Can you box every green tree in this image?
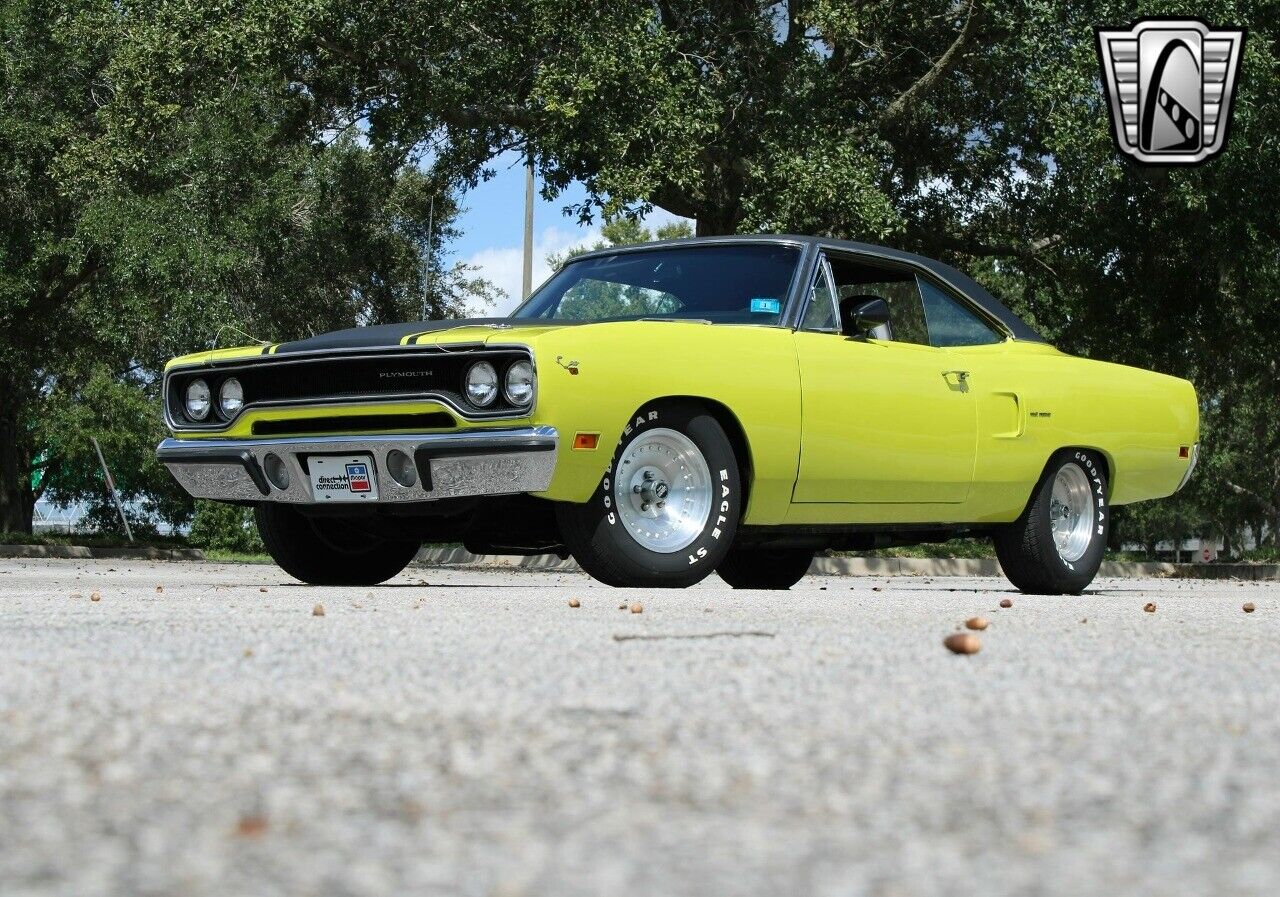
[0,0,495,533]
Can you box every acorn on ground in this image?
[90,591,101,602]
[568,598,581,608]
[1243,602,1256,613]
[965,617,989,631]
[999,598,1013,609]
[1144,602,1157,613]
[312,603,325,617]
[944,632,981,655]
[629,602,644,614]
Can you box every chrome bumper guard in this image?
[157,427,557,504]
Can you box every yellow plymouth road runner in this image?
[158,236,1198,593]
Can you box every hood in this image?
[271,318,581,354]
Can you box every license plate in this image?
[308,455,379,502]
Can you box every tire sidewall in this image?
[593,403,741,579]
[1038,450,1108,586]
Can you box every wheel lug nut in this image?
[643,471,654,480]
[641,502,650,511]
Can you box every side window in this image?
[826,255,929,345]
[800,257,840,332]
[918,279,1003,347]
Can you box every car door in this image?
[791,252,978,504]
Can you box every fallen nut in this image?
[965,616,989,631]
[243,648,254,658]
[619,603,628,610]
[944,633,981,655]
[155,585,164,593]
[234,814,268,837]
[1243,602,1256,613]
[999,598,1013,609]
[568,598,581,608]
[90,591,101,602]
[312,603,325,617]
[259,587,268,593]
[1144,602,1157,613]
[630,602,644,614]
[1081,618,1088,624]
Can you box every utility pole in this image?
[521,152,535,300]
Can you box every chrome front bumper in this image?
[157,427,557,504]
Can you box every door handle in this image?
[941,370,970,383]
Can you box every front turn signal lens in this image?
[573,432,599,450]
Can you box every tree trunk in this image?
[0,388,35,535]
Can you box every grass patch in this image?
[2,531,189,549]
[202,550,274,564]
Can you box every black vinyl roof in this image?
[274,234,1044,354]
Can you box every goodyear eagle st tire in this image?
[254,503,421,586]
[556,401,741,588]
[994,449,1109,595]
[717,547,815,590]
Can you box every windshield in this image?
[511,243,801,324]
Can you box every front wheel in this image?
[717,547,815,590]
[254,504,421,586]
[556,401,742,588]
[994,450,1109,595]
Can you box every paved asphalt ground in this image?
[1,558,1277,897]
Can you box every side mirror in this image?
[840,296,891,338]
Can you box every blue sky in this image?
[448,150,689,314]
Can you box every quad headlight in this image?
[503,361,534,406]
[464,361,498,407]
[218,378,244,418]
[184,379,211,421]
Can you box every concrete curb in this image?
[0,545,205,561]
[412,547,1279,580]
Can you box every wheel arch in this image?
[1019,445,1116,519]
[633,395,756,509]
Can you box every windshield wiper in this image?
[636,317,714,325]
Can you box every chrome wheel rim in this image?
[1050,464,1094,563]
[612,428,713,554]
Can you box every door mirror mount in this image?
[840,296,891,339]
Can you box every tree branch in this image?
[1227,481,1279,515]
[880,0,978,123]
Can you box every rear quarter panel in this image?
[958,342,1198,521]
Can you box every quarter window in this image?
[918,279,1003,347]
[800,258,840,332]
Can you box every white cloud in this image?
[462,225,599,316]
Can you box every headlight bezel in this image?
[503,360,535,406]
[464,360,499,408]
[184,379,212,421]
[217,377,244,419]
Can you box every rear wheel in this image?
[994,450,1108,595]
[717,547,815,590]
[254,504,420,585]
[556,401,741,588]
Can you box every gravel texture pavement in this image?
[1,558,1277,897]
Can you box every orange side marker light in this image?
[1179,445,1191,459]
[573,433,600,450]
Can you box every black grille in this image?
[252,412,456,436]
[167,348,531,429]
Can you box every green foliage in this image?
[4,0,1278,555]
[0,0,496,533]
[187,501,265,554]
